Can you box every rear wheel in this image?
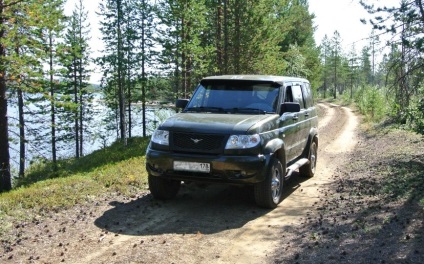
[300,140,317,178]
[148,175,181,199]
[254,157,284,208]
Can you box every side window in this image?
[291,85,305,109]
[284,86,293,103]
[301,83,313,108]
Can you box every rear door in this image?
[290,84,309,158]
[279,83,299,162]
[301,82,318,144]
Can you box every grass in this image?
[0,137,151,234]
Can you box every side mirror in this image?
[176,99,189,109]
[280,102,301,115]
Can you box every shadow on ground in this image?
[95,173,308,236]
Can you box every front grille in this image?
[171,132,226,154]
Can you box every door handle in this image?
[305,112,310,117]
[292,115,299,120]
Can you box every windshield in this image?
[185,80,280,114]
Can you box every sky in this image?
[309,0,398,50]
[309,0,373,48]
[64,0,399,83]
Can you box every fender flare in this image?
[263,138,285,156]
[302,127,319,157]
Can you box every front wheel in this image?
[254,157,284,208]
[148,175,181,200]
[300,140,318,178]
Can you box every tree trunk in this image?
[333,50,338,99]
[78,8,83,157]
[223,0,229,74]
[117,0,127,145]
[181,11,187,98]
[141,0,147,137]
[18,87,25,178]
[79,89,83,156]
[49,33,57,165]
[216,3,222,74]
[74,58,80,158]
[126,14,132,139]
[234,0,241,73]
[14,45,26,178]
[0,78,11,191]
[0,8,11,190]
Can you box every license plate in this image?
[173,161,210,173]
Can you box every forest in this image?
[0,0,423,192]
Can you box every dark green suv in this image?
[146,75,318,208]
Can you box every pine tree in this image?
[347,44,360,99]
[0,0,65,191]
[134,0,156,137]
[60,0,91,158]
[319,35,331,98]
[330,31,342,99]
[98,0,128,145]
[156,0,214,97]
[44,0,66,165]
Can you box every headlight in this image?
[151,130,169,146]
[225,134,261,149]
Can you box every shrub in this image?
[406,86,424,135]
[354,85,387,122]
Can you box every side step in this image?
[285,158,309,180]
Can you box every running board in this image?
[285,158,309,179]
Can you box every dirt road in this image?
[2,103,367,263]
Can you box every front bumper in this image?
[146,147,271,184]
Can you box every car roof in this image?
[202,75,309,85]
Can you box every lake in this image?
[7,93,175,176]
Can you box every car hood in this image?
[159,113,278,134]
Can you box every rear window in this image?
[302,83,313,108]
[291,85,305,109]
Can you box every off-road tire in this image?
[254,157,284,208]
[148,175,181,200]
[300,140,317,178]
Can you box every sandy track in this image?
[2,103,359,264]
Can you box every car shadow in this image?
[94,172,309,236]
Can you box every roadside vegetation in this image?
[0,137,150,237]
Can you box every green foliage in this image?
[354,85,387,122]
[58,0,93,158]
[284,43,311,78]
[406,86,424,135]
[340,89,354,104]
[359,0,424,129]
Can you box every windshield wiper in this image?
[185,106,225,113]
[230,108,268,114]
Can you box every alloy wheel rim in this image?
[311,144,317,174]
[271,168,281,203]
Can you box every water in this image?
[7,93,175,175]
